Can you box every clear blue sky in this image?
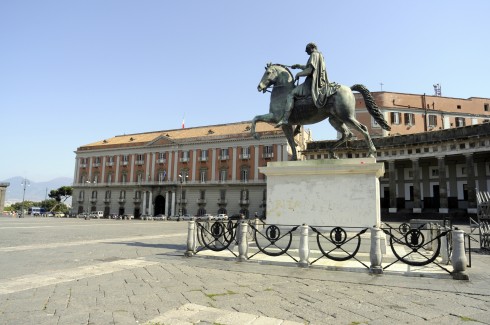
[1,0,489,182]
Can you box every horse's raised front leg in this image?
[251,113,276,140]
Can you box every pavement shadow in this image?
[104,241,186,250]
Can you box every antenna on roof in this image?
[433,84,441,96]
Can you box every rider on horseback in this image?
[276,42,331,128]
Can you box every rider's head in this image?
[306,42,317,53]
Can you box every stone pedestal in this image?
[259,158,384,228]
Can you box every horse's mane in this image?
[269,63,294,82]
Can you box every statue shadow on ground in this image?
[103,241,186,252]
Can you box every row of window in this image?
[80,166,253,184]
[80,146,274,166]
[79,188,266,202]
[387,112,484,128]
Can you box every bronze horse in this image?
[251,63,390,160]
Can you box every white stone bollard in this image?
[298,224,309,267]
[451,229,469,280]
[185,220,196,257]
[370,226,383,274]
[237,221,248,262]
[440,228,450,264]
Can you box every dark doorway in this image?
[381,187,390,208]
[154,195,166,216]
[433,185,440,209]
[134,208,140,218]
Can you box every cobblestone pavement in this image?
[1,216,489,325]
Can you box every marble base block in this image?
[259,158,385,228]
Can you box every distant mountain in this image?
[2,176,73,204]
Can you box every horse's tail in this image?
[351,84,391,131]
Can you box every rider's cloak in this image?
[307,49,329,108]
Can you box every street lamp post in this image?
[86,180,96,214]
[178,174,188,216]
[20,178,30,218]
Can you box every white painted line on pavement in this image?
[0,233,186,252]
[0,258,160,295]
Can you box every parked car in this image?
[122,214,134,220]
[141,214,153,220]
[109,213,120,219]
[89,211,104,219]
[197,214,214,221]
[167,215,181,221]
[54,212,65,218]
[215,213,228,221]
[229,213,245,221]
[153,214,167,221]
[180,214,194,221]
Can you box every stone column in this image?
[211,149,217,181]
[165,191,170,216]
[142,191,147,215]
[232,147,237,181]
[437,156,449,213]
[0,183,9,213]
[388,160,397,213]
[130,154,135,183]
[192,149,197,181]
[102,156,107,183]
[465,153,477,213]
[167,151,173,182]
[171,191,176,216]
[115,155,120,184]
[148,191,153,216]
[411,158,422,213]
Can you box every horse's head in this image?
[257,63,293,93]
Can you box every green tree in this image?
[47,186,73,212]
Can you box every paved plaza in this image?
[0,216,489,325]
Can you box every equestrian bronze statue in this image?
[251,61,390,160]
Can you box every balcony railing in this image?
[217,198,227,205]
[105,162,114,167]
[103,198,111,203]
[240,199,250,205]
[180,157,190,163]
[118,198,126,203]
[90,198,97,203]
[198,156,208,162]
[219,155,229,160]
[135,160,144,165]
[120,161,128,166]
[157,158,166,164]
[239,154,250,159]
[80,163,87,168]
[133,198,141,203]
[263,152,274,158]
[178,198,188,204]
[77,198,84,203]
[197,198,206,204]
